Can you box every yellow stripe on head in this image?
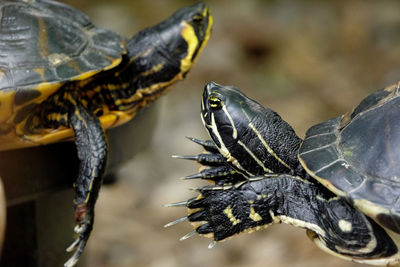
[180,22,199,73]
[191,7,213,64]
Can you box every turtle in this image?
[0,1,212,266]
[166,81,400,266]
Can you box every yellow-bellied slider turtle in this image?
[168,82,400,266]
[0,1,212,266]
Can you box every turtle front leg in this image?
[65,104,107,267]
[171,175,398,264]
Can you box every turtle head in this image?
[159,2,213,70]
[201,82,302,176]
[124,3,212,92]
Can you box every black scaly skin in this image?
[188,175,397,259]
[177,138,397,259]
[170,82,399,263]
[67,102,107,264]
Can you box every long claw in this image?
[64,237,87,267]
[74,224,86,234]
[208,240,217,249]
[66,238,80,252]
[173,153,226,166]
[184,173,203,180]
[163,200,188,207]
[64,257,79,267]
[185,136,218,153]
[180,230,197,241]
[164,216,188,228]
[172,155,199,160]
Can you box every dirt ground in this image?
[62,1,400,266]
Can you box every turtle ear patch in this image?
[337,219,353,233]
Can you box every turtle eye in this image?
[208,95,222,110]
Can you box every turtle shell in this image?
[0,0,124,124]
[0,0,125,148]
[299,83,400,234]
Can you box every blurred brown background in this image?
[62,0,400,266]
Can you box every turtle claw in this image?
[184,173,203,180]
[66,238,80,253]
[179,230,197,241]
[64,206,94,267]
[74,224,86,234]
[64,256,79,267]
[164,216,188,228]
[163,200,189,207]
[185,136,219,153]
[171,154,198,160]
[173,153,226,166]
[208,240,217,249]
[64,236,88,267]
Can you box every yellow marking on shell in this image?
[33,68,46,80]
[0,110,134,151]
[48,53,71,66]
[0,90,15,123]
[1,82,64,146]
[71,55,122,81]
[248,121,292,170]
[249,207,262,222]
[180,22,199,73]
[37,17,49,60]
[338,219,352,233]
[238,140,273,174]
[222,105,237,139]
[223,205,241,226]
[67,59,84,74]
